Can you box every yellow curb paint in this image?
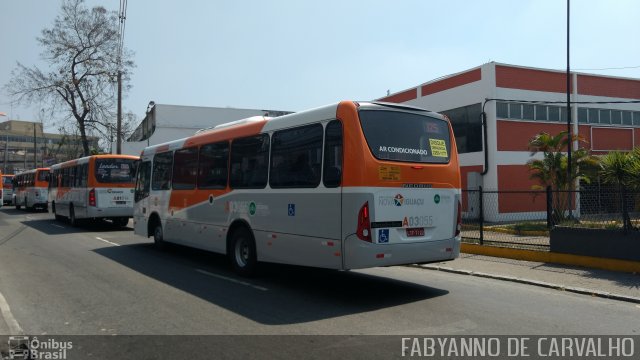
[461,243,640,274]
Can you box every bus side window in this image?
[152,152,173,191]
[135,161,151,202]
[323,120,343,188]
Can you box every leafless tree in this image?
[4,0,134,156]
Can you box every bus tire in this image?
[113,217,129,227]
[152,221,165,249]
[69,205,79,227]
[229,227,257,277]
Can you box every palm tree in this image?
[598,150,640,231]
[527,131,598,223]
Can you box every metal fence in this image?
[461,187,640,251]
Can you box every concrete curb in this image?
[412,264,640,304]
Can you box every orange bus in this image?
[49,155,139,226]
[133,101,462,275]
[2,173,14,206]
[13,168,50,211]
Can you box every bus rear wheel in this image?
[113,217,129,227]
[53,203,64,222]
[69,205,79,227]
[229,227,257,277]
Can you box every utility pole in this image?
[566,0,573,217]
[117,70,122,154]
[33,123,37,168]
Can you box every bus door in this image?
[133,161,152,236]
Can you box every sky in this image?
[1,0,639,132]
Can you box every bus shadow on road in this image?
[93,243,449,325]
[20,218,133,235]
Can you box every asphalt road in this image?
[0,207,638,336]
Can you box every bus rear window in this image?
[37,171,49,182]
[95,159,135,183]
[359,110,452,164]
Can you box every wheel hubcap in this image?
[235,238,249,267]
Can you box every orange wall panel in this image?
[497,165,546,213]
[421,69,481,96]
[497,121,568,151]
[378,88,417,103]
[496,65,571,93]
[578,75,640,99]
[590,127,634,151]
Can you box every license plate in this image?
[406,228,425,237]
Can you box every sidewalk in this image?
[417,253,640,303]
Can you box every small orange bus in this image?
[2,173,14,206]
[13,168,50,210]
[49,155,139,226]
[133,101,462,275]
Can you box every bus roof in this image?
[139,101,447,157]
[50,154,139,170]
[14,168,50,176]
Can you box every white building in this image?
[124,103,291,155]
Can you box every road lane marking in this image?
[95,237,121,247]
[52,224,66,229]
[0,290,23,335]
[195,269,268,291]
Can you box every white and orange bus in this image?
[2,173,14,206]
[49,155,139,226]
[13,168,50,211]
[133,101,461,275]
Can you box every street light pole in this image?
[566,0,573,217]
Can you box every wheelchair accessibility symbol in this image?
[288,204,296,216]
[378,229,389,243]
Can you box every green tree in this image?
[598,150,640,230]
[527,131,598,222]
[4,0,134,156]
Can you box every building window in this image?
[611,110,622,125]
[578,108,588,124]
[509,103,522,119]
[441,103,482,154]
[522,104,534,120]
[599,109,611,124]
[496,102,509,118]
[622,111,632,125]
[535,105,548,121]
[588,108,599,124]
[548,106,560,122]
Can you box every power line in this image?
[572,65,640,71]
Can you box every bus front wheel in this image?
[229,227,257,277]
[153,222,165,249]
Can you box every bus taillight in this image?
[455,199,462,237]
[89,188,96,207]
[356,201,372,242]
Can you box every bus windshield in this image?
[2,176,12,186]
[359,110,452,164]
[95,158,135,183]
